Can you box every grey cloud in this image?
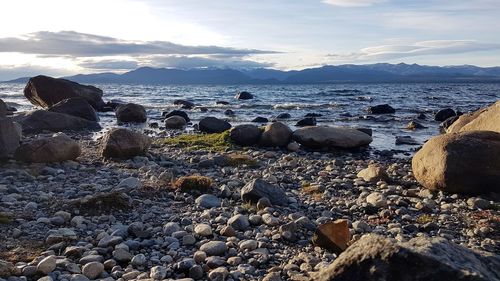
[144,55,274,69]
[0,31,277,57]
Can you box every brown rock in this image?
[101,128,151,159]
[357,164,389,182]
[312,219,351,254]
[14,133,81,163]
[24,75,104,109]
[311,234,500,281]
[447,101,500,133]
[259,122,292,147]
[412,130,500,194]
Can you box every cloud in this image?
[322,0,386,7]
[144,55,273,69]
[326,40,500,62]
[0,31,276,57]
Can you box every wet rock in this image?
[235,91,253,100]
[412,131,500,194]
[162,110,190,122]
[15,133,81,163]
[251,117,268,123]
[296,117,316,127]
[165,115,187,129]
[407,120,426,130]
[23,75,104,109]
[0,119,22,159]
[101,128,151,159]
[366,104,395,114]
[312,219,350,254]
[230,124,262,146]
[311,234,500,281]
[395,136,420,145]
[293,126,372,149]
[435,108,456,122]
[48,98,99,121]
[275,113,291,119]
[199,117,231,133]
[241,179,287,205]
[116,103,147,123]
[259,122,292,147]
[174,99,195,109]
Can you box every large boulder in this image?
[366,104,395,114]
[259,122,292,147]
[14,133,81,163]
[235,91,253,100]
[447,101,500,133]
[48,97,99,121]
[230,124,262,146]
[199,117,231,133]
[0,99,6,118]
[162,110,190,122]
[293,126,372,149]
[0,119,22,159]
[115,103,147,123]
[311,234,500,281]
[15,110,100,134]
[101,128,151,159]
[412,131,500,194]
[241,179,287,206]
[24,75,104,109]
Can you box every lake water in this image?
[1,82,499,152]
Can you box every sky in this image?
[0,0,500,80]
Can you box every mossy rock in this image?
[214,153,260,167]
[0,212,13,224]
[174,176,213,192]
[156,131,234,152]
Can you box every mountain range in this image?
[5,63,500,84]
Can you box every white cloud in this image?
[322,0,386,7]
[326,40,500,62]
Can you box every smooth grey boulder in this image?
[241,179,287,206]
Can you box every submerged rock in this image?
[312,234,500,281]
[235,91,253,100]
[366,104,395,114]
[23,75,104,109]
[412,130,500,194]
[15,133,81,163]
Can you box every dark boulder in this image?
[115,103,147,123]
[435,108,456,122]
[101,128,151,159]
[15,110,100,134]
[23,75,105,110]
[366,104,395,114]
[48,98,99,121]
[162,110,190,122]
[312,234,500,281]
[0,99,6,118]
[296,117,316,127]
[240,179,287,206]
[235,91,253,100]
[174,100,195,109]
[0,119,22,159]
[305,113,322,117]
[230,124,262,146]
[251,117,268,123]
[224,109,235,116]
[216,101,230,105]
[199,117,231,133]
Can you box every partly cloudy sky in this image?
[0,0,499,80]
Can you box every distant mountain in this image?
[4,63,500,84]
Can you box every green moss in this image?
[156,131,234,152]
[416,214,434,224]
[226,154,259,167]
[0,212,13,224]
[174,176,213,192]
